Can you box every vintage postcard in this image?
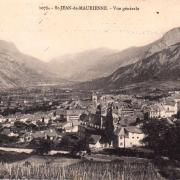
[0,0,179,179]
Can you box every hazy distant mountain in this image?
[77,27,180,90]
[49,45,152,82]
[49,48,116,81]
[0,40,67,89]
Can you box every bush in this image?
[32,138,51,155]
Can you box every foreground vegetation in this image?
[0,160,164,179]
[142,117,180,158]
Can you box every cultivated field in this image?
[0,159,164,179]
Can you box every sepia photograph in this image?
[0,0,180,179]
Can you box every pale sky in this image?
[0,0,180,61]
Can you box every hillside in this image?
[0,40,67,89]
[50,28,180,82]
[76,27,180,90]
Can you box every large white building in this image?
[114,126,144,148]
[149,101,178,118]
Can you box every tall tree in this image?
[141,118,180,158]
[95,104,101,126]
[105,104,114,145]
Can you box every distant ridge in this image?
[48,45,153,82]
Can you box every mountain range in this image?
[0,27,180,90]
[76,27,180,91]
[48,46,150,82]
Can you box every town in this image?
[0,87,180,157]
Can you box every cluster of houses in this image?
[78,92,180,150]
[0,91,180,152]
[145,93,180,119]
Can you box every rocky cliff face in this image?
[77,27,180,90]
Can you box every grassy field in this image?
[0,159,164,179]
